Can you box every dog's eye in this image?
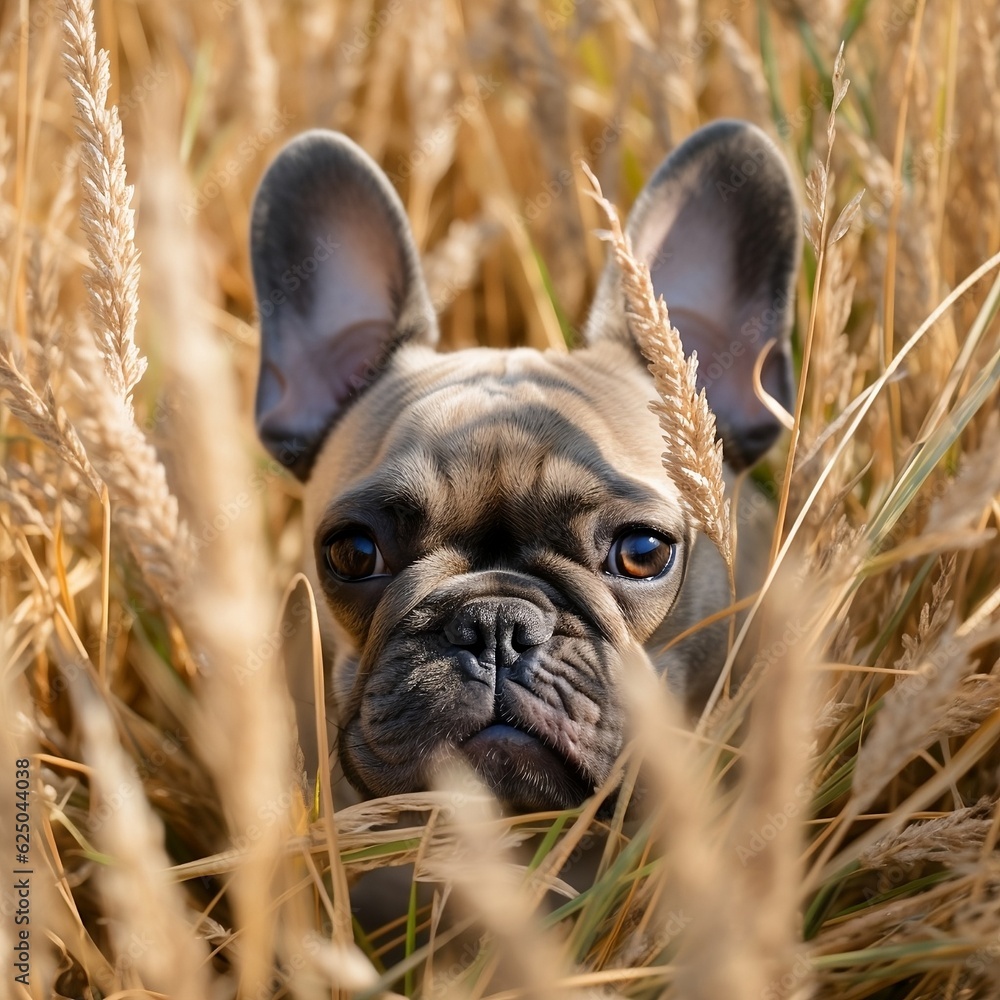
[325,530,388,581]
[604,530,675,579]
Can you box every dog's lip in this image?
[460,724,592,811]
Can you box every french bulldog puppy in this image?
[250,119,800,812]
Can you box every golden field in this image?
[2,0,1000,997]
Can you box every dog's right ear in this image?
[584,121,800,471]
[250,130,437,479]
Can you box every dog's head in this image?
[250,121,799,810]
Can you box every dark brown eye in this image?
[604,530,675,579]
[325,530,387,581]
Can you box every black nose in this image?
[444,598,555,679]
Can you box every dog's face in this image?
[250,121,800,810]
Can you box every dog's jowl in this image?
[250,120,800,811]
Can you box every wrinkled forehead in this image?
[306,343,683,527]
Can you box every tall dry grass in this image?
[1,0,999,998]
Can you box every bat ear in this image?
[585,120,801,470]
[249,130,438,480]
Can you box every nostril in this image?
[444,618,488,658]
[510,626,536,654]
[445,598,555,674]
[444,621,487,659]
[511,616,553,651]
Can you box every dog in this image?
[249,119,800,813]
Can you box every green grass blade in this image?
[866,339,1000,550]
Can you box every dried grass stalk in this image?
[859,797,995,870]
[3,461,87,545]
[27,237,63,386]
[236,0,279,130]
[428,764,569,997]
[1,625,58,993]
[936,674,1000,738]
[665,572,817,999]
[720,588,815,996]
[928,425,1000,534]
[58,1,190,617]
[850,560,977,814]
[0,346,102,493]
[404,0,456,189]
[803,46,850,255]
[422,217,498,314]
[719,24,771,123]
[71,331,190,609]
[620,645,736,998]
[810,876,965,971]
[73,680,211,997]
[0,466,53,538]
[62,0,146,410]
[139,96,298,994]
[584,165,732,571]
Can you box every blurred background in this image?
[3,0,1000,997]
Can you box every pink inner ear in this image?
[634,187,788,460]
[256,317,396,463]
[638,198,738,345]
[255,221,405,467]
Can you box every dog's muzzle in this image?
[339,575,625,811]
[443,597,592,809]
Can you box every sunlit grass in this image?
[2,0,999,997]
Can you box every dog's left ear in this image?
[585,120,801,470]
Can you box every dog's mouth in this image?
[459,723,593,812]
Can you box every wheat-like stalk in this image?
[0,466,53,538]
[850,561,976,815]
[0,344,102,493]
[62,0,146,412]
[73,680,212,997]
[858,797,994,870]
[422,217,497,313]
[58,0,191,618]
[69,329,191,614]
[6,1,1000,996]
[138,102,308,993]
[583,164,732,571]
